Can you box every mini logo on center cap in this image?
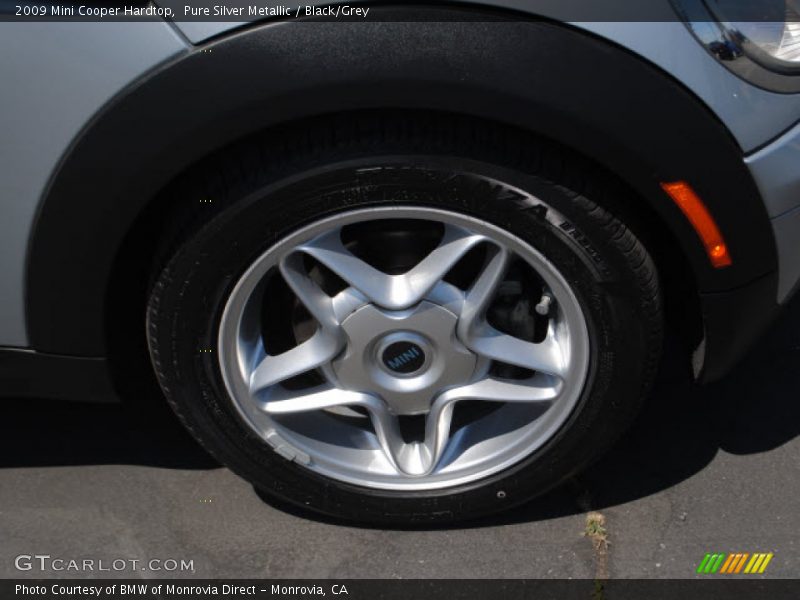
[382,341,425,374]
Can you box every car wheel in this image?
[146,114,663,524]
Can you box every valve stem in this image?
[535,294,553,316]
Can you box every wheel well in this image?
[28,14,775,363]
[105,109,702,406]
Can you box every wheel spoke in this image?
[407,224,491,302]
[455,246,566,378]
[435,375,562,405]
[259,384,375,414]
[297,224,488,310]
[400,374,562,477]
[251,259,361,396]
[466,322,567,378]
[364,403,431,476]
[249,330,342,394]
[421,399,457,475]
[457,245,510,332]
[279,252,340,329]
[414,376,561,473]
[260,385,432,476]
[331,287,369,323]
[260,382,447,478]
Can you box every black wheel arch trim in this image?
[695,271,781,383]
[27,7,777,367]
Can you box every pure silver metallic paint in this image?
[0,22,188,348]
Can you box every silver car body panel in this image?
[746,122,800,219]
[574,21,800,152]
[746,119,800,303]
[745,122,800,303]
[772,206,800,304]
[0,22,187,348]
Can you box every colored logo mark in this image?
[696,552,773,574]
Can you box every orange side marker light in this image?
[660,181,732,269]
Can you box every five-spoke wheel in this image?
[219,208,590,488]
[147,115,662,523]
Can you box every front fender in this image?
[27,8,777,359]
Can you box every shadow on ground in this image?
[0,397,217,470]
[2,295,798,527]
[480,290,800,528]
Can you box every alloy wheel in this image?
[218,206,591,490]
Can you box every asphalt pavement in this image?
[1,296,799,579]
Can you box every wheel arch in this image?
[26,9,775,375]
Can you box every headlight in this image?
[674,0,800,92]
[706,0,800,72]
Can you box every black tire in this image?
[146,113,663,525]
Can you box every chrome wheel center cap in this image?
[332,301,478,415]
